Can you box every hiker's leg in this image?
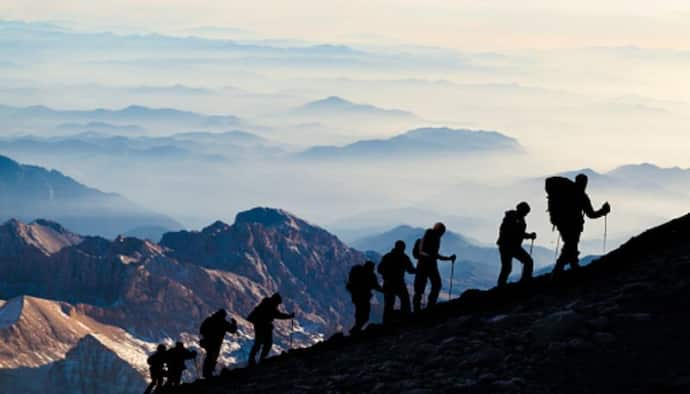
[259,329,273,361]
[248,329,261,365]
[413,268,428,312]
[202,346,219,378]
[514,247,533,282]
[399,283,411,315]
[427,266,442,306]
[382,286,395,324]
[498,247,513,287]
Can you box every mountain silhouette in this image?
[299,127,521,160]
[295,96,417,119]
[169,212,690,394]
[0,154,180,237]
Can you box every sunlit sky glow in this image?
[3,0,690,50]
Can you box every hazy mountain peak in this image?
[0,218,83,256]
[297,96,416,118]
[234,207,303,229]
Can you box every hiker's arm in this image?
[523,232,537,240]
[439,254,456,262]
[275,310,294,320]
[405,256,416,274]
[584,195,610,219]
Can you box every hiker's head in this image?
[433,222,446,235]
[215,309,227,318]
[516,201,531,216]
[175,341,184,349]
[575,173,588,190]
[394,240,405,251]
[364,260,376,271]
[270,292,283,305]
[157,344,166,352]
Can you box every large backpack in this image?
[545,176,577,227]
[247,299,268,324]
[412,238,422,260]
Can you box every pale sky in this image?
[3,0,690,50]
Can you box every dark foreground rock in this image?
[167,213,690,394]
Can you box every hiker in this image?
[497,202,537,287]
[378,240,416,324]
[247,293,295,366]
[346,261,383,334]
[546,173,611,275]
[165,341,197,387]
[412,222,456,312]
[144,344,167,394]
[199,309,238,378]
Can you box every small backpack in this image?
[412,238,422,259]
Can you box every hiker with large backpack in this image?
[378,240,416,324]
[247,293,294,366]
[346,261,383,334]
[497,202,537,287]
[412,223,456,312]
[199,309,238,378]
[545,173,611,276]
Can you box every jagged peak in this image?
[0,218,82,255]
[201,220,231,234]
[234,207,304,229]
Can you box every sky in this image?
[3,0,690,50]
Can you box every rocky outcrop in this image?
[172,213,690,394]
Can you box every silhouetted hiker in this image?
[247,293,295,366]
[412,223,456,312]
[546,173,611,276]
[497,202,537,287]
[378,240,416,324]
[200,309,238,379]
[346,261,383,334]
[165,341,196,387]
[144,344,167,394]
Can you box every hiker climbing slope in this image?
[346,261,383,334]
[199,309,238,378]
[497,201,537,287]
[247,293,294,366]
[546,173,611,275]
[378,240,416,324]
[165,341,197,387]
[144,344,167,394]
[412,222,456,312]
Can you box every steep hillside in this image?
[173,213,690,394]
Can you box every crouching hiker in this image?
[144,343,167,394]
[200,309,238,378]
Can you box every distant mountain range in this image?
[294,96,417,119]
[299,127,521,159]
[0,207,367,393]
[0,154,180,237]
[0,104,242,135]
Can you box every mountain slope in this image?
[299,127,521,160]
[175,212,690,394]
[0,154,180,237]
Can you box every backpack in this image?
[346,264,365,292]
[545,176,577,227]
[247,299,267,324]
[412,238,422,259]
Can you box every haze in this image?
[1,1,689,258]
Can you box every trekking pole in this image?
[529,239,534,256]
[448,260,455,300]
[554,234,560,262]
[603,214,608,254]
